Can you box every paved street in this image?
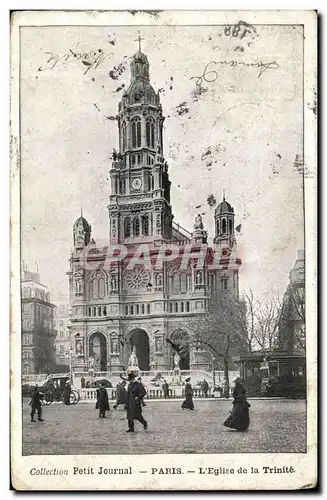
[22,399,306,455]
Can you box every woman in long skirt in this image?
[181,377,194,410]
[223,378,250,431]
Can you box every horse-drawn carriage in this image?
[23,375,80,405]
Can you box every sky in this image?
[20,23,304,301]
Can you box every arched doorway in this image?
[89,332,107,371]
[128,329,150,371]
[169,330,190,370]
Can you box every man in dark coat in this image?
[137,377,147,407]
[125,372,148,432]
[95,383,110,418]
[63,381,71,405]
[81,376,86,389]
[202,379,209,398]
[162,380,170,398]
[181,377,194,410]
[223,378,250,431]
[29,384,44,422]
[113,381,127,410]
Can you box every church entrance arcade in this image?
[168,330,190,370]
[125,328,150,371]
[88,332,107,372]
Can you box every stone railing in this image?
[78,387,218,401]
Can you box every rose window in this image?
[124,267,150,293]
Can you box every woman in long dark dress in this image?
[63,381,71,405]
[223,378,250,431]
[181,377,194,410]
[96,383,110,418]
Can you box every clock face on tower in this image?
[132,178,142,190]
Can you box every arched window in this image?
[146,118,155,148]
[124,218,131,238]
[229,218,233,234]
[133,217,140,237]
[122,121,127,151]
[180,272,187,293]
[125,305,128,315]
[99,278,105,299]
[222,218,227,234]
[175,302,178,312]
[142,215,150,236]
[132,117,141,148]
[147,304,150,314]
[136,304,140,315]
[130,305,134,315]
[169,303,173,313]
[216,220,220,235]
[181,302,184,312]
[186,301,190,312]
[141,304,145,314]
[93,307,96,316]
[98,307,102,317]
[92,279,98,299]
[171,272,180,294]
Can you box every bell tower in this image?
[108,38,173,244]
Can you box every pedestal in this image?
[171,367,182,386]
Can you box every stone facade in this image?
[68,45,242,373]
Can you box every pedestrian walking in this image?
[201,379,209,398]
[223,378,250,431]
[95,383,110,418]
[162,379,170,398]
[63,381,71,405]
[29,384,44,422]
[113,381,127,410]
[125,372,148,432]
[181,377,194,410]
[81,376,86,389]
[137,377,147,407]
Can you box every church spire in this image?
[136,34,144,52]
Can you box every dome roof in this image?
[73,215,90,230]
[215,199,234,214]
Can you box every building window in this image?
[216,220,220,235]
[180,272,187,293]
[131,117,141,148]
[146,118,155,148]
[169,303,173,313]
[99,278,105,299]
[124,218,131,238]
[119,178,126,194]
[229,219,233,234]
[103,306,107,316]
[175,302,178,313]
[93,307,96,317]
[141,304,145,314]
[92,280,98,299]
[136,304,140,315]
[133,217,140,237]
[88,307,91,317]
[147,304,150,314]
[181,302,184,313]
[142,215,150,236]
[130,305,134,315]
[186,301,190,312]
[122,121,127,151]
[125,305,128,315]
[222,218,227,234]
[221,278,228,291]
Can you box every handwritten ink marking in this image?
[190,59,280,87]
[38,49,113,75]
[224,21,257,40]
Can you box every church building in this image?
[67,41,242,374]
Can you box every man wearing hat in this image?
[125,372,148,432]
[29,384,44,422]
[63,380,71,405]
[181,377,194,410]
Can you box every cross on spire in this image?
[135,34,144,52]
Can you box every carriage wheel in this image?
[71,390,80,405]
[41,392,53,405]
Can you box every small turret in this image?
[73,210,91,249]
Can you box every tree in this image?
[180,292,248,397]
[241,289,282,352]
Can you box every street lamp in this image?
[65,346,74,385]
[212,355,216,388]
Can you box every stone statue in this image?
[112,148,117,161]
[194,214,204,231]
[128,346,139,368]
[174,352,180,370]
[88,356,94,369]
